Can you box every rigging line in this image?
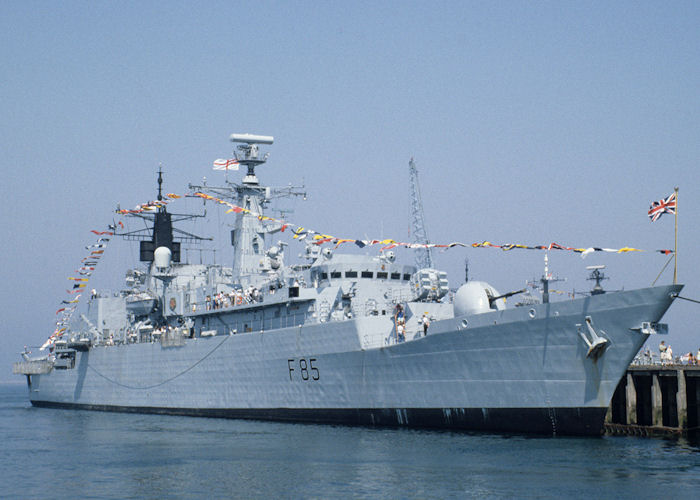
[651,254,675,286]
[85,334,231,390]
[672,294,700,305]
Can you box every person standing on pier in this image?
[660,341,673,365]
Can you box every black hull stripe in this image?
[30,401,606,436]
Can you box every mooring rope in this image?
[672,294,700,305]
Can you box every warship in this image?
[15,133,682,435]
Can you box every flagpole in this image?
[673,186,678,284]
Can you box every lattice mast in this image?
[409,158,434,269]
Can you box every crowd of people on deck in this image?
[393,304,431,344]
[205,286,262,311]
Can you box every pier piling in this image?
[605,365,699,436]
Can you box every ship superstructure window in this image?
[361,271,373,278]
[345,271,358,278]
[331,271,341,279]
[391,272,401,280]
[321,272,328,280]
[377,272,388,279]
[403,273,411,281]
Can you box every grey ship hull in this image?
[26,285,680,435]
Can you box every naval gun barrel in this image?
[488,288,527,307]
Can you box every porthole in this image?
[528,308,536,318]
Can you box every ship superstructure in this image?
[15,133,682,435]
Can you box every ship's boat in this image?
[14,133,681,435]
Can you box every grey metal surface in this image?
[17,134,683,434]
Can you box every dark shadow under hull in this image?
[31,400,606,436]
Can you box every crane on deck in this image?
[408,158,434,269]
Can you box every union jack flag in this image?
[648,192,676,222]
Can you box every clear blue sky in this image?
[1,1,699,380]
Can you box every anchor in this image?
[577,316,609,360]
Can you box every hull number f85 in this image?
[288,358,319,381]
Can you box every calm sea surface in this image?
[1,382,698,499]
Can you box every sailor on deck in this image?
[397,322,405,343]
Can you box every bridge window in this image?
[377,272,388,279]
[361,271,373,278]
[330,271,341,279]
[403,273,411,281]
[391,272,401,280]
[345,271,358,278]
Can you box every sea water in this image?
[1,382,698,499]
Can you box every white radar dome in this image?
[454,281,504,316]
[154,246,172,270]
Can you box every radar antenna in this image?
[230,133,274,185]
[409,158,433,269]
[586,265,608,295]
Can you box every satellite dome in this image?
[154,246,172,270]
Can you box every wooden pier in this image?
[605,365,700,436]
